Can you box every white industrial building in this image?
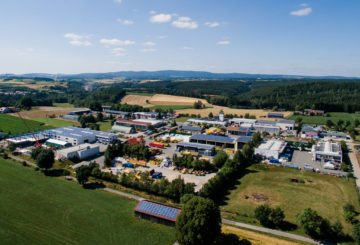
[56,143,100,161]
[312,141,342,163]
[229,118,257,125]
[187,118,228,127]
[42,126,117,145]
[255,140,287,159]
[276,120,295,130]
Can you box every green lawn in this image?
[33,117,79,128]
[221,164,359,236]
[0,114,53,134]
[289,112,360,125]
[53,103,75,108]
[0,159,176,245]
[149,105,193,110]
[97,120,113,131]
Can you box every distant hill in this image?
[1,70,358,80]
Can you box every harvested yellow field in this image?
[121,95,152,107]
[222,225,306,245]
[176,105,293,119]
[149,94,210,106]
[10,106,88,119]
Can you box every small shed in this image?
[134,200,181,226]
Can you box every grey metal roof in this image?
[177,141,214,150]
[190,134,235,143]
[135,200,181,221]
[278,119,295,124]
[181,126,202,131]
[256,120,277,126]
[237,136,253,143]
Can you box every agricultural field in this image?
[9,106,88,119]
[53,103,75,108]
[126,91,156,96]
[221,164,359,236]
[149,105,193,110]
[32,117,79,128]
[0,159,176,245]
[0,114,52,134]
[0,79,66,89]
[289,112,360,125]
[149,94,210,106]
[121,94,152,107]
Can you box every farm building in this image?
[312,141,342,163]
[103,109,129,119]
[255,140,287,159]
[45,139,71,148]
[227,126,251,136]
[180,125,203,134]
[111,125,135,134]
[42,126,117,145]
[63,109,91,121]
[186,118,228,127]
[304,109,325,116]
[134,200,181,226]
[176,141,215,156]
[56,143,99,161]
[268,112,284,118]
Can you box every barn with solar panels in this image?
[134,200,181,226]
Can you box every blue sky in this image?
[0,0,359,76]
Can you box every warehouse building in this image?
[186,118,228,127]
[114,119,165,131]
[45,139,71,148]
[180,125,203,134]
[312,141,342,163]
[276,120,295,130]
[56,143,100,161]
[134,200,181,226]
[255,140,287,159]
[229,118,257,126]
[134,112,158,119]
[176,141,215,156]
[227,126,251,136]
[190,134,236,149]
[253,120,280,134]
[111,125,135,134]
[42,126,117,145]
[237,136,253,149]
[63,109,91,121]
[103,109,129,119]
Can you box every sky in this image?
[0,0,359,76]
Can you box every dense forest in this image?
[1,79,360,113]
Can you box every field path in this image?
[348,142,360,190]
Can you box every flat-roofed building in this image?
[255,140,287,159]
[312,141,342,163]
[112,125,135,134]
[277,119,295,130]
[134,112,158,119]
[180,125,203,134]
[56,143,100,161]
[114,119,165,131]
[187,118,228,127]
[227,126,251,136]
[176,141,215,156]
[268,112,284,118]
[190,134,236,149]
[229,118,257,126]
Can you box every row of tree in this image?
[173,155,214,171]
[104,142,151,166]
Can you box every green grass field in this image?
[33,117,79,128]
[53,103,75,108]
[221,164,359,236]
[0,114,53,134]
[0,159,175,245]
[289,112,360,125]
[149,105,193,110]
[97,120,113,131]
[175,117,191,123]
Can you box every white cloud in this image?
[205,22,220,28]
[100,38,135,46]
[290,7,312,16]
[150,13,172,23]
[217,40,230,45]
[117,19,134,25]
[158,35,168,39]
[300,3,308,7]
[64,33,92,46]
[114,0,122,4]
[172,16,198,29]
[141,48,157,52]
[183,46,194,50]
[143,41,156,46]
[111,48,127,56]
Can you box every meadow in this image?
[33,117,79,127]
[221,164,359,236]
[0,114,52,134]
[289,112,360,125]
[0,159,176,245]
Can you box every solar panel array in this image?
[237,136,253,143]
[177,141,214,150]
[190,134,235,143]
[181,126,202,131]
[135,200,181,221]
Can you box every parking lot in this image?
[288,150,345,175]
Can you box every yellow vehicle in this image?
[215,146,220,151]
[181,151,191,155]
[226,149,234,154]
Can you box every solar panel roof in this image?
[177,141,215,150]
[135,200,181,221]
[237,136,253,143]
[181,126,202,131]
[190,134,235,143]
